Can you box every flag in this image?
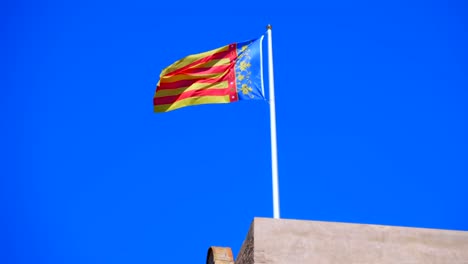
[153,36,265,112]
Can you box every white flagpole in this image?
[266,24,280,219]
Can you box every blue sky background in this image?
[2,0,467,263]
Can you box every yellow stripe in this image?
[192,58,231,69]
[155,81,228,98]
[154,95,230,112]
[160,45,229,77]
[160,72,226,83]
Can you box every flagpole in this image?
[266,24,280,219]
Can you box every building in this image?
[207,217,468,264]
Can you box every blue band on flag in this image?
[235,38,264,101]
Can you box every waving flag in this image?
[153,37,264,112]
[153,26,281,219]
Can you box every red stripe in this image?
[158,69,232,90]
[153,88,230,105]
[164,45,236,77]
[179,64,232,75]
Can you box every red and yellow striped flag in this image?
[154,37,264,112]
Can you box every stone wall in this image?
[235,218,468,264]
[235,221,254,264]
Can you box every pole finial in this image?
[267,24,272,30]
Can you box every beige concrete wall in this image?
[236,217,468,264]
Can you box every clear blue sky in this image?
[2,0,467,263]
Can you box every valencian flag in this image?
[153,37,264,112]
